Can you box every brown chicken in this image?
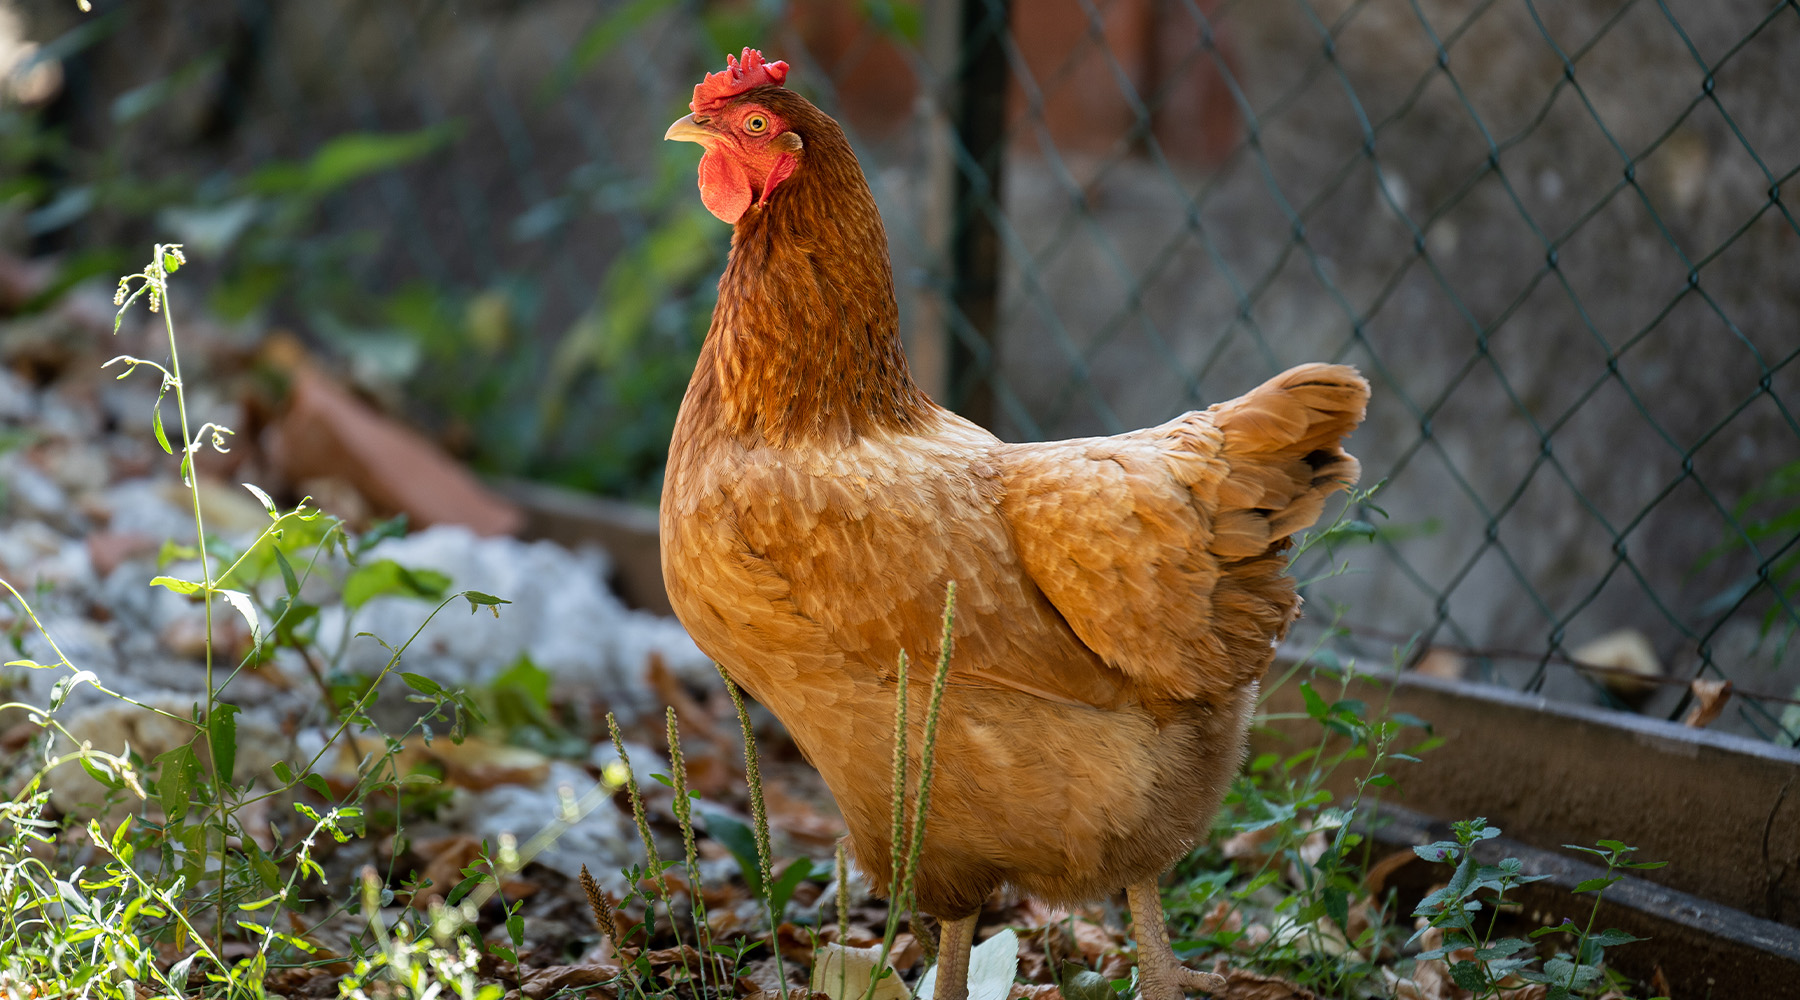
[660,50,1368,1000]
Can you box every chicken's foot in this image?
[1126,880,1228,1000]
[931,911,979,1000]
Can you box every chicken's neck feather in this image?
[697,109,931,449]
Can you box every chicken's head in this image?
[665,49,802,224]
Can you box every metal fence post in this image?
[945,0,1010,430]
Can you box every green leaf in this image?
[272,547,300,598]
[463,590,511,614]
[1060,967,1112,1000]
[1475,937,1531,960]
[78,755,124,792]
[1586,927,1646,948]
[402,672,445,696]
[1448,960,1489,992]
[248,842,281,893]
[272,761,295,784]
[1236,869,1279,898]
[1299,681,1329,721]
[351,515,411,559]
[243,482,278,519]
[151,404,173,454]
[251,126,462,195]
[219,589,262,644]
[1294,898,1327,925]
[1321,884,1350,931]
[491,653,551,713]
[208,703,240,784]
[157,540,199,569]
[342,559,452,609]
[150,575,204,596]
[1574,876,1620,894]
[768,857,814,914]
[301,773,331,798]
[109,815,134,854]
[698,807,764,898]
[447,872,490,906]
[154,745,196,823]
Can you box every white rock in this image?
[315,525,708,715]
[0,366,34,422]
[431,759,641,887]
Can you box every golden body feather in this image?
[659,83,1369,923]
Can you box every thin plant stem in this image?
[868,581,957,1000]
[139,244,235,946]
[666,707,713,999]
[606,711,698,986]
[721,670,790,993]
[900,583,956,911]
[858,647,908,1000]
[887,650,910,884]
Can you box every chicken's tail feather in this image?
[1208,363,1370,559]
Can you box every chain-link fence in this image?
[6,0,1797,743]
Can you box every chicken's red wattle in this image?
[697,151,752,224]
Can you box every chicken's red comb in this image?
[691,48,789,112]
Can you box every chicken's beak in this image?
[664,113,713,145]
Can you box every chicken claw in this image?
[1127,880,1228,1000]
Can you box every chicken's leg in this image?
[1126,880,1228,1000]
[932,911,979,1000]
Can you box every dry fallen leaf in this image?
[1219,825,1282,864]
[398,734,551,790]
[1203,961,1317,1000]
[637,944,736,982]
[764,780,847,844]
[1197,900,1243,937]
[1683,678,1732,728]
[1362,848,1419,897]
[518,963,620,1000]
[266,348,523,535]
[810,943,912,1000]
[648,652,722,744]
[887,932,925,973]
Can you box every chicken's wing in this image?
[1000,363,1368,703]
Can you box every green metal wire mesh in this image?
[10,0,1798,743]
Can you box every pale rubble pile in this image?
[0,291,712,882]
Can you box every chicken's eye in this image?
[744,114,769,134]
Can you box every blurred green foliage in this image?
[0,0,816,502]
